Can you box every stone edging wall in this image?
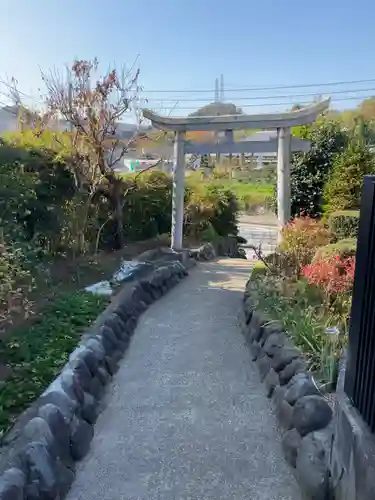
[242,278,334,500]
[0,260,188,499]
[189,236,247,261]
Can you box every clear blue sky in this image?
[1,0,375,115]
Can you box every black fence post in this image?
[345,175,375,431]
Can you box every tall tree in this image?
[41,58,140,248]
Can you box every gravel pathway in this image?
[67,259,301,500]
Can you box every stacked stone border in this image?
[0,260,188,499]
[189,236,247,262]
[241,277,334,500]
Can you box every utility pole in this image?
[220,74,224,101]
[214,77,219,102]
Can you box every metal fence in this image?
[345,175,375,431]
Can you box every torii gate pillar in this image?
[171,130,185,250]
[277,127,292,241]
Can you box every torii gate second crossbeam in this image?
[143,99,330,250]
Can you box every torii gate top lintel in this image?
[142,98,330,132]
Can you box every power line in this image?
[142,87,375,103]
[143,78,375,94]
[147,94,375,112]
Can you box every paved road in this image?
[238,222,278,258]
[67,260,301,500]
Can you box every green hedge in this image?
[327,210,360,240]
[313,238,357,262]
[0,150,239,256]
[323,142,375,213]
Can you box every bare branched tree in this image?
[40,58,141,247]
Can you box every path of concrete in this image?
[237,215,278,258]
[67,260,301,500]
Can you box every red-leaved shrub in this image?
[302,255,355,296]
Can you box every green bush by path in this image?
[249,273,344,385]
[225,181,273,211]
[249,261,267,280]
[313,238,357,263]
[0,291,109,437]
[326,210,360,240]
[288,120,349,217]
[184,182,238,238]
[324,142,375,212]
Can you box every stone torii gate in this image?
[143,99,330,250]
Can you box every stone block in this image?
[293,395,333,437]
[81,392,98,424]
[73,347,100,376]
[103,313,128,341]
[285,377,320,406]
[105,355,120,376]
[278,358,307,385]
[264,369,279,398]
[98,326,120,355]
[70,417,94,461]
[89,375,104,399]
[0,468,26,500]
[271,347,300,373]
[39,390,77,423]
[126,317,137,335]
[276,400,294,430]
[263,332,286,357]
[259,322,284,347]
[281,428,301,468]
[69,358,92,395]
[272,385,286,411]
[20,417,55,454]
[60,369,85,405]
[248,313,263,342]
[96,365,111,386]
[296,432,331,499]
[21,441,72,500]
[83,338,106,364]
[38,404,72,465]
[250,341,262,361]
[286,371,309,390]
[257,354,272,381]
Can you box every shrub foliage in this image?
[278,217,331,270]
[324,142,375,212]
[289,120,349,217]
[326,210,360,240]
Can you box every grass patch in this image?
[186,174,274,211]
[224,181,273,210]
[249,274,345,386]
[0,291,110,438]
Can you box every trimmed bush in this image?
[289,120,349,217]
[324,142,375,212]
[184,183,238,239]
[327,210,359,240]
[313,238,357,263]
